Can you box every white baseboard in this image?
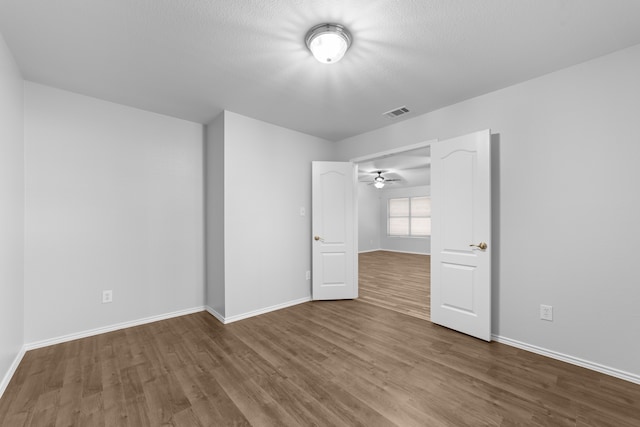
[205,306,225,324]
[5,305,638,402]
[0,345,26,400]
[492,334,640,385]
[206,296,311,324]
[25,306,206,351]
[358,249,380,254]
[377,249,430,256]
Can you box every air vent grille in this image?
[383,106,410,119]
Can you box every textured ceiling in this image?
[358,147,431,189]
[2,0,640,141]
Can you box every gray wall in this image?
[357,183,381,252]
[205,112,225,317]
[0,32,24,395]
[3,33,639,389]
[24,82,205,343]
[337,44,640,377]
[221,111,335,319]
[358,184,431,254]
[378,185,430,254]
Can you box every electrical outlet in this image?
[540,304,553,321]
[299,207,306,217]
[102,290,113,304]
[305,270,311,280]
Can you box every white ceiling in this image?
[358,147,430,189]
[2,1,640,141]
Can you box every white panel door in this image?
[431,129,492,341]
[312,161,358,300]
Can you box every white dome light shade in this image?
[374,181,385,189]
[305,23,352,64]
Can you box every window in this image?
[388,196,431,237]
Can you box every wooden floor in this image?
[359,250,430,321]
[2,271,640,425]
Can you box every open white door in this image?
[311,161,358,300]
[431,130,492,341]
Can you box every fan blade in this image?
[359,169,391,175]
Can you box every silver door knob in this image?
[314,235,323,241]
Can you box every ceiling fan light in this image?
[305,23,352,64]
[374,181,385,189]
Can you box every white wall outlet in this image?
[305,270,311,280]
[540,304,553,321]
[102,290,113,304]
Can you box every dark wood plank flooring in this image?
[2,300,640,425]
[359,250,430,320]
[0,250,637,425]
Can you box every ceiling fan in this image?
[363,171,400,189]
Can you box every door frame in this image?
[350,139,437,309]
[350,140,437,166]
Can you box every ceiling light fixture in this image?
[374,181,385,189]
[305,23,352,64]
[374,172,385,189]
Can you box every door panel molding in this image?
[312,161,358,300]
[431,129,492,341]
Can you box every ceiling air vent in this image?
[383,106,410,119]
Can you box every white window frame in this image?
[387,196,431,237]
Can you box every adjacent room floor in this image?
[358,250,430,321]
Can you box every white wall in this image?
[357,183,380,252]
[336,44,640,377]
[223,111,335,319]
[379,185,430,254]
[24,83,205,343]
[0,32,24,394]
[205,112,225,317]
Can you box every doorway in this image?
[352,142,433,321]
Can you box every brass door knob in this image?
[469,242,488,250]
[314,235,322,241]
